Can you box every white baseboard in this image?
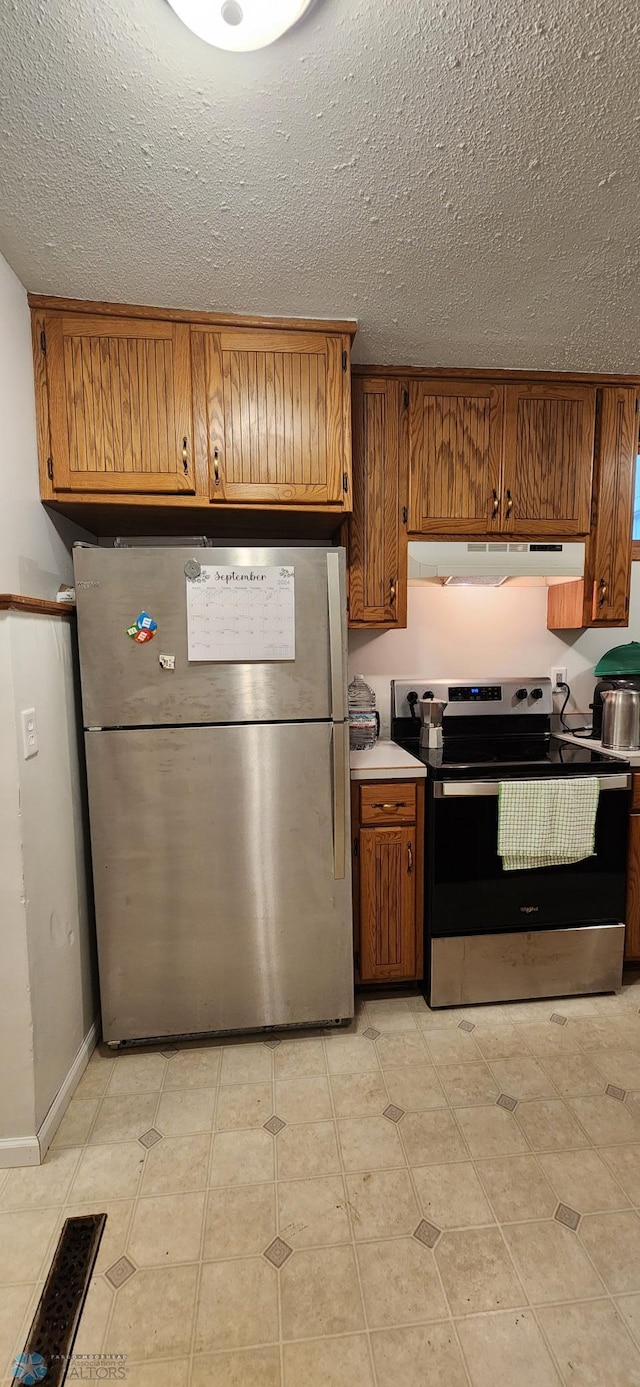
[37,1018,100,1161]
[0,1020,100,1167]
[0,1135,41,1169]
[0,1026,99,1165]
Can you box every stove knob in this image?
[530,687,544,700]
[407,691,418,718]
[515,687,528,701]
[422,690,435,700]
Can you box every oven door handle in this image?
[433,774,630,798]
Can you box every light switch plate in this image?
[21,707,38,759]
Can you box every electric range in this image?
[390,677,631,1007]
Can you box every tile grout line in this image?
[321,1022,380,1387]
[377,1008,475,1387]
[270,1049,285,1387]
[187,1047,225,1385]
[97,1052,169,1360]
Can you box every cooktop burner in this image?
[393,734,630,780]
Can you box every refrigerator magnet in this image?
[135,611,157,633]
[158,654,176,670]
[133,628,155,644]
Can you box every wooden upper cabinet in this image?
[585,386,637,623]
[192,327,351,506]
[408,380,503,534]
[547,387,637,630]
[43,314,194,494]
[501,383,596,535]
[349,377,408,627]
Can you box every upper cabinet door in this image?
[44,315,194,493]
[349,377,408,627]
[192,327,350,505]
[501,383,596,535]
[586,387,637,624]
[408,381,503,534]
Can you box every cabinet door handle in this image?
[407,842,413,874]
[389,577,396,606]
[505,489,513,517]
[372,802,406,810]
[182,437,189,473]
[598,578,608,607]
[213,447,221,486]
[492,489,500,517]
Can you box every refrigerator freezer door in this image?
[74,545,347,728]
[85,721,354,1042]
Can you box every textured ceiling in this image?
[0,0,638,369]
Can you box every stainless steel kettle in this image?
[601,688,640,751]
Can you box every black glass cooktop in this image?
[392,733,630,781]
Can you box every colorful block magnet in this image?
[133,628,155,643]
[136,611,157,633]
[126,625,138,639]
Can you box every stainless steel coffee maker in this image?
[417,698,448,749]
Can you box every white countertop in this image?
[556,731,640,765]
[350,739,426,780]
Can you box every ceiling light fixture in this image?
[165,0,319,51]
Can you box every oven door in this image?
[428,775,629,937]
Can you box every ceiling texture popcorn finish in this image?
[0,0,638,369]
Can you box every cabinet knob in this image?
[492,489,500,517]
[213,447,221,486]
[182,437,188,472]
[407,842,413,874]
[598,578,608,608]
[505,489,513,517]
[389,577,396,606]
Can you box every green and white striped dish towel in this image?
[497,777,600,872]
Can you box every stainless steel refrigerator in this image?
[73,544,353,1044]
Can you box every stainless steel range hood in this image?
[408,541,585,586]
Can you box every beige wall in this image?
[349,570,640,735]
[0,249,96,1160]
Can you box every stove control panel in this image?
[392,677,553,718]
[448,685,501,702]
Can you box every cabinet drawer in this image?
[632,775,640,811]
[360,783,417,824]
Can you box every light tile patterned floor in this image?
[5,982,640,1384]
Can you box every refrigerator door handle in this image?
[331,721,348,880]
[327,550,346,723]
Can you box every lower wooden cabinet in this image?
[626,776,640,961]
[352,778,424,982]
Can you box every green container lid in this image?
[594,641,640,676]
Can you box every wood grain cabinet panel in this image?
[547,387,638,630]
[502,383,596,535]
[43,315,194,494]
[352,777,424,984]
[408,380,503,534]
[348,377,408,627]
[585,386,637,624]
[359,826,417,981]
[359,781,417,825]
[193,327,351,505]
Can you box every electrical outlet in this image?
[21,707,38,759]
[551,667,567,692]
